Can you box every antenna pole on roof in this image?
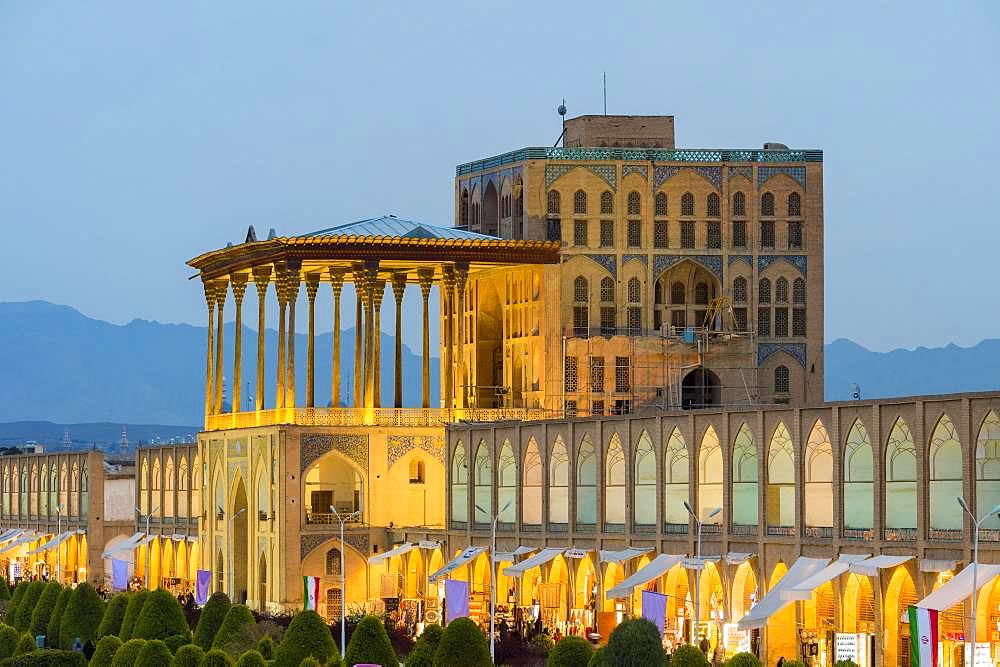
[554,99,567,147]
[603,72,607,115]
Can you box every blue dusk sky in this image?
[0,2,997,352]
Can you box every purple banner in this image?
[642,589,667,635]
[195,569,212,605]
[444,579,469,621]
[111,559,129,592]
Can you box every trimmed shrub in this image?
[58,583,103,649]
[605,617,665,666]
[433,618,491,667]
[724,653,761,667]
[193,593,231,650]
[254,635,273,660]
[342,615,396,667]
[235,649,266,667]
[273,610,338,667]
[136,639,173,665]
[782,661,807,667]
[117,591,147,640]
[548,635,594,667]
[212,604,257,657]
[586,646,605,667]
[14,633,35,656]
[170,643,205,667]
[0,625,19,659]
[5,583,27,626]
[163,633,191,654]
[46,588,71,645]
[90,635,123,667]
[1,649,86,666]
[404,624,442,667]
[109,638,146,667]
[14,581,44,632]
[28,582,60,639]
[202,649,235,667]
[95,594,129,639]
[834,662,859,667]
[131,589,187,641]
[299,659,321,667]
[0,580,10,601]
[670,644,710,667]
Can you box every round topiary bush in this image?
[404,624,443,667]
[90,635,123,667]
[109,638,146,667]
[254,635,274,660]
[211,604,257,657]
[605,617,665,666]
[96,593,130,639]
[273,610,338,667]
[0,624,20,659]
[235,649,266,667]
[724,652,761,667]
[834,661,859,667]
[2,648,87,666]
[343,614,397,666]
[586,645,605,667]
[548,635,594,666]
[0,579,11,601]
[670,643,709,667]
[170,643,205,667]
[117,590,147,640]
[14,631,36,656]
[14,581,45,632]
[46,588,71,645]
[782,661,807,667]
[202,648,236,667]
[5,582,28,626]
[136,639,173,665]
[164,632,191,654]
[131,589,187,641]
[28,581,61,638]
[193,592,231,650]
[58,582,104,649]
[433,618,491,667]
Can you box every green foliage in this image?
[432,618,491,667]
[342,615,397,667]
[254,635,273,660]
[117,591,147,641]
[586,646,605,667]
[5,583,27,626]
[90,635,123,667]
[548,636,594,667]
[136,639,173,665]
[193,593,231,650]
[109,638,146,667]
[0,580,11,601]
[605,618,665,666]
[0,649,86,666]
[13,633,35,657]
[58,583,103,649]
[235,649,266,667]
[403,624,442,667]
[131,589,187,641]
[202,649,235,667]
[0,625,19,659]
[273,611,338,667]
[723,652,761,667]
[163,633,191,654]
[28,582,60,638]
[834,662,859,667]
[670,644,710,667]
[170,644,205,667]
[299,659,321,667]
[782,661,807,667]
[14,582,45,632]
[95,594,129,640]
[46,589,71,645]
[212,604,257,657]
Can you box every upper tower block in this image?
[563,114,675,149]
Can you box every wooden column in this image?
[391,274,407,409]
[305,272,321,408]
[352,265,365,409]
[441,267,455,410]
[274,262,287,409]
[328,267,346,408]
[203,281,216,419]
[417,268,435,410]
[362,261,378,409]
[454,263,469,409]
[230,274,249,414]
[252,266,272,411]
[214,278,229,414]
[285,263,301,409]
[372,278,386,409]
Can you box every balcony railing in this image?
[804,526,833,539]
[449,521,467,530]
[928,528,962,542]
[883,528,917,542]
[548,523,569,533]
[576,523,597,533]
[767,525,795,537]
[205,406,549,430]
[634,523,656,534]
[305,512,364,526]
[664,522,689,535]
[843,527,875,540]
[604,523,626,534]
[701,523,722,535]
[731,524,757,537]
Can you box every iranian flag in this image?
[908,605,938,667]
[304,576,321,611]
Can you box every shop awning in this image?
[564,548,590,559]
[493,546,536,562]
[607,554,686,599]
[737,557,829,629]
[170,534,188,541]
[849,555,912,577]
[781,554,870,601]
[0,529,22,544]
[916,563,1000,612]
[101,532,144,559]
[725,552,754,565]
[0,532,39,555]
[428,546,486,583]
[417,540,441,550]
[504,548,563,577]
[368,542,414,564]
[186,535,198,543]
[26,531,78,556]
[920,559,958,573]
[599,547,652,564]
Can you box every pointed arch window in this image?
[731,425,758,526]
[792,278,806,304]
[663,429,689,525]
[576,436,597,526]
[698,427,723,523]
[627,278,641,304]
[600,191,614,214]
[164,456,175,517]
[732,191,746,217]
[804,421,833,529]
[473,441,491,524]
[774,365,790,393]
[733,277,748,304]
[671,282,685,305]
[885,419,917,532]
[634,433,656,525]
[600,277,615,303]
[766,423,795,527]
[605,435,626,525]
[759,278,771,304]
[522,438,542,526]
[655,192,668,217]
[450,444,468,523]
[38,464,48,516]
[929,415,962,530]
[408,458,425,484]
[788,192,801,217]
[694,282,709,305]
[547,190,560,216]
[497,440,517,524]
[844,420,874,530]
[977,412,1000,528]
[681,192,695,216]
[775,277,789,304]
[627,191,641,216]
[707,192,720,217]
[573,190,587,215]
[326,548,342,576]
[460,189,469,227]
[549,437,569,525]
[178,456,189,517]
[761,192,775,216]
[574,276,588,303]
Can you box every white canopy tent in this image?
[781,554,869,601]
[25,530,81,557]
[599,547,652,564]
[606,554,686,599]
[916,563,1000,611]
[737,557,829,629]
[101,532,144,559]
[0,532,39,555]
[503,548,564,577]
[493,546,536,562]
[368,542,414,564]
[428,546,486,583]
[849,555,912,577]
[0,529,22,544]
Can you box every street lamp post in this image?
[55,503,64,583]
[476,500,511,663]
[684,502,721,647]
[957,497,1000,664]
[330,505,362,655]
[135,505,159,590]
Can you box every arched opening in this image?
[482,181,498,236]
[929,414,963,531]
[698,426,723,523]
[634,432,656,526]
[257,551,267,611]
[843,420,874,534]
[232,476,249,603]
[658,261,720,332]
[451,442,468,523]
[473,440,491,524]
[304,452,364,522]
[884,567,918,667]
[804,420,833,533]
[605,434,626,527]
[682,368,721,409]
[730,561,758,622]
[549,436,569,525]
[497,439,517,524]
[574,555,598,630]
[977,411,1000,528]
[216,549,225,593]
[766,562,796,664]
[663,428,689,527]
[731,424,758,528]
[522,437,542,526]
[884,418,917,534]
[576,435,598,527]
[766,422,795,529]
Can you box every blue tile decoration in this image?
[578,253,617,277]
[482,171,499,191]
[544,164,616,189]
[729,167,752,181]
[728,255,753,267]
[586,165,617,189]
[545,164,576,188]
[758,342,807,368]
[622,254,647,267]
[652,254,723,280]
[653,166,722,190]
[758,166,807,189]
[653,166,681,190]
[622,164,648,181]
[758,255,807,277]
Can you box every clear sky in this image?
[1,1,997,352]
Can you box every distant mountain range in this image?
[1,301,998,443]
